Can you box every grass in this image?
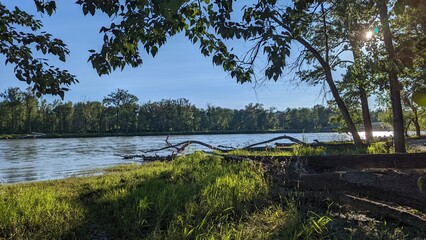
[225,149,293,157]
[367,142,394,154]
[0,152,423,239]
[224,145,326,157]
[0,152,303,239]
[225,144,365,157]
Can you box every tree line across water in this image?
[0,87,374,135]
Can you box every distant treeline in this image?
[0,87,372,134]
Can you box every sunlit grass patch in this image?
[224,144,327,157]
[0,152,272,239]
[225,149,293,157]
[367,142,394,154]
[0,186,84,239]
[293,144,326,156]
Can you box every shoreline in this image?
[0,130,344,140]
[1,129,409,140]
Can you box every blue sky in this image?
[0,1,327,110]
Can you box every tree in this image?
[0,1,77,98]
[392,0,426,135]
[53,101,73,133]
[38,99,56,132]
[103,89,139,132]
[330,0,377,143]
[23,88,39,133]
[206,105,234,131]
[377,0,406,152]
[75,0,363,145]
[0,87,24,133]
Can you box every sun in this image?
[365,31,374,40]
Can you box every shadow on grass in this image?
[68,153,271,239]
[3,152,423,239]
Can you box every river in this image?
[0,132,392,183]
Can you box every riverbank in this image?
[0,130,340,140]
[0,152,423,239]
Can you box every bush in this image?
[367,142,394,154]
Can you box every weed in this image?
[293,144,326,156]
[368,142,394,154]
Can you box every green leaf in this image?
[82,5,88,15]
[413,88,426,106]
[151,46,158,57]
[394,0,405,15]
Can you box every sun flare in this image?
[365,31,374,40]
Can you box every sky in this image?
[0,1,328,110]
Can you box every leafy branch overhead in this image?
[75,0,301,83]
[0,0,78,99]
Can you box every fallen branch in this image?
[286,171,426,213]
[114,153,175,161]
[217,153,426,170]
[243,135,307,149]
[140,135,307,155]
[339,194,426,229]
[142,140,227,153]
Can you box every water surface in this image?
[0,132,391,183]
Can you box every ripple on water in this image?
[0,133,356,183]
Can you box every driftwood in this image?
[286,171,426,213]
[140,135,308,155]
[142,140,227,153]
[273,190,426,230]
[338,194,426,229]
[242,135,307,149]
[307,153,426,170]
[114,154,174,161]
[275,140,370,149]
[224,153,426,170]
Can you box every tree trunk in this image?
[378,0,406,152]
[27,109,32,133]
[324,66,364,145]
[411,106,421,137]
[292,37,363,146]
[271,16,363,146]
[405,119,412,137]
[413,118,421,137]
[360,87,374,142]
[349,37,373,143]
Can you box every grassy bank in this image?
[0,153,422,239]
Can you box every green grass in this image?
[0,152,423,239]
[367,142,394,154]
[293,145,326,156]
[225,149,293,157]
[0,152,307,239]
[224,144,326,157]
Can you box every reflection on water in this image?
[0,132,391,184]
